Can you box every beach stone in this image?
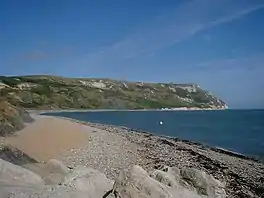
[112,165,203,198]
[23,159,70,185]
[62,166,114,197]
[113,165,173,198]
[44,159,70,175]
[0,158,44,187]
[151,166,226,198]
[42,159,70,184]
[150,166,181,188]
[0,185,93,198]
[180,168,226,198]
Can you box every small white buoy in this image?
[159,121,163,125]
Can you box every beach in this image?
[5,115,90,162]
[2,114,264,198]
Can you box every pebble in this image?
[57,121,264,198]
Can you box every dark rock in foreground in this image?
[0,145,37,165]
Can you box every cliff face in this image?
[0,75,227,110]
[0,100,33,136]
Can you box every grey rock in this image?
[180,168,226,198]
[0,158,44,187]
[113,165,172,198]
[150,166,226,198]
[42,159,70,185]
[113,165,203,198]
[44,159,70,175]
[0,185,92,198]
[24,159,70,185]
[150,167,181,188]
[62,166,114,197]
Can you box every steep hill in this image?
[0,100,33,136]
[0,75,227,110]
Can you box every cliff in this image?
[0,75,227,110]
[0,100,33,136]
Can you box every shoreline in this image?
[45,115,263,197]
[27,107,228,115]
[38,112,262,163]
[3,113,264,197]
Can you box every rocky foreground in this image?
[0,157,226,198]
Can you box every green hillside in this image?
[0,75,227,110]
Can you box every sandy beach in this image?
[5,115,90,162]
[1,114,264,198]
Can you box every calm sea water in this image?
[43,110,264,159]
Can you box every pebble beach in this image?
[4,114,264,198]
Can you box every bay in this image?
[43,109,264,160]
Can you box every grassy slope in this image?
[0,75,227,110]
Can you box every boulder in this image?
[0,185,93,198]
[0,157,226,198]
[24,159,70,185]
[62,166,114,197]
[113,165,174,198]
[150,166,226,198]
[150,166,181,188]
[0,158,44,187]
[44,159,70,175]
[180,168,226,198]
[42,159,70,185]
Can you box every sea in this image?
[43,109,264,160]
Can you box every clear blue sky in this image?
[1,0,264,108]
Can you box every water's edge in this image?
[40,112,262,163]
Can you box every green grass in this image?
[0,75,227,110]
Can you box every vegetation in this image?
[0,100,33,136]
[0,75,227,110]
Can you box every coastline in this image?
[27,106,228,115]
[38,110,260,162]
[3,112,263,197]
[52,114,262,162]
[44,114,263,197]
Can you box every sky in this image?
[1,0,264,109]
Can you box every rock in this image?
[150,166,181,188]
[0,158,226,198]
[24,159,70,185]
[0,158,44,187]
[0,185,93,198]
[150,166,226,198]
[62,166,114,197]
[0,161,113,198]
[0,100,33,137]
[45,159,70,175]
[180,168,226,198]
[112,165,171,198]
[112,165,202,198]
[0,146,37,166]
[43,172,65,185]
